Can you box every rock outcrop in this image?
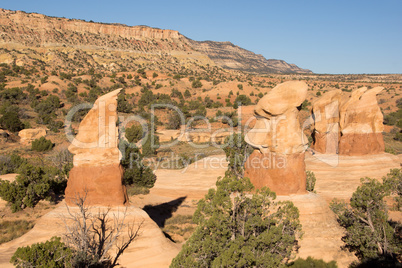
[18,128,47,145]
[65,89,128,206]
[339,87,385,155]
[311,90,343,154]
[311,87,385,156]
[244,81,308,195]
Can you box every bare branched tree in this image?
[63,194,143,267]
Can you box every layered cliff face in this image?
[189,40,312,74]
[0,8,311,74]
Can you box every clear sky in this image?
[1,0,401,74]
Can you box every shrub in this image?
[288,257,338,267]
[330,177,401,261]
[142,133,159,156]
[0,110,24,132]
[223,134,254,177]
[306,171,316,192]
[117,90,132,113]
[171,176,302,267]
[191,79,202,88]
[120,143,156,189]
[11,237,73,268]
[237,83,243,90]
[0,87,26,104]
[0,164,51,212]
[184,89,191,98]
[167,112,182,130]
[301,100,311,111]
[32,136,54,152]
[0,153,27,175]
[125,124,143,144]
[234,94,252,106]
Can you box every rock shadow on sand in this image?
[142,196,187,228]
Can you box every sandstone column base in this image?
[312,132,339,154]
[65,164,128,206]
[244,151,307,195]
[339,133,384,156]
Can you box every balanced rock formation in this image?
[311,90,343,154]
[339,87,385,155]
[18,128,47,145]
[244,81,308,195]
[65,89,128,206]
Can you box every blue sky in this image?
[1,0,401,74]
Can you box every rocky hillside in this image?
[189,40,312,74]
[0,8,311,74]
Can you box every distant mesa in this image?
[311,87,385,156]
[244,81,309,195]
[0,8,311,74]
[65,89,128,206]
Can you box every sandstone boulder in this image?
[65,89,128,206]
[18,128,47,145]
[244,81,308,195]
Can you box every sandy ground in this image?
[0,153,401,267]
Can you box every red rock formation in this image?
[339,133,385,156]
[66,165,127,206]
[245,81,308,195]
[65,89,128,206]
[244,151,306,195]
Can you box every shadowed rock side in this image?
[244,81,308,195]
[311,90,343,154]
[65,89,128,206]
[312,87,385,155]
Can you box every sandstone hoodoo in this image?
[339,86,385,155]
[244,81,308,195]
[65,89,128,206]
[311,90,343,154]
[311,87,385,156]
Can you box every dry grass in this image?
[162,214,196,243]
[383,132,402,154]
[0,220,34,244]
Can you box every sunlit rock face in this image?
[311,86,385,156]
[244,81,308,195]
[65,89,128,206]
[338,87,385,155]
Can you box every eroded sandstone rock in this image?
[339,87,385,155]
[311,90,342,154]
[311,87,385,156]
[244,81,308,195]
[65,89,128,206]
[18,128,47,145]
